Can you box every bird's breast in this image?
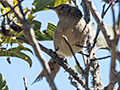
[53,18,88,57]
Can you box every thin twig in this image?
[101,4,106,18]
[101,2,112,18]
[81,0,90,24]
[78,51,89,57]
[101,1,118,19]
[62,35,84,74]
[72,0,78,7]
[90,55,111,61]
[75,44,87,48]
[92,25,100,48]
[23,77,28,90]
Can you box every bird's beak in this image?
[46,6,59,14]
[46,6,57,10]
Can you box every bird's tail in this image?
[32,55,65,84]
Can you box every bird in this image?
[33,4,89,83]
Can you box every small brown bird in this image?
[33,4,89,83]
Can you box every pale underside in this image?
[54,17,89,57]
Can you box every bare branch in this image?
[81,0,90,24]
[68,75,83,90]
[101,2,112,18]
[75,44,87,48]
[81,2,92,89]
[23,77,28,90]
[62,35,84,74]
[92,25,100,48]
[90,55,111,61]
[16,37,92,89]
[17,0,25,20]
[83,0,120,62]
[90,60,102,89]
[72,0,78,7]
[109,2,117,89]
[78,51,89,57]
[104,71,120,90]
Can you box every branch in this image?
[72,0,78,7]
[90,60,102,89]
[75,44,87,48]
[16,37,92,89]
[23,77,28,90]
[92,25,100,48]
[0,0,24,17]
[3,0,57,89]
[78,51,89,57]
[101,2,112,18]
[109,2,117,89]
[90,55,111,61]
[68,75,83,90]
[17,0,25,20]
[104,71,120,90]
[62,35,84,74]
[83,0,120,62]
[81,0,90,24]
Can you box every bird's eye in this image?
[60,6,64,10]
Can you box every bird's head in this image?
[46,4,82,19]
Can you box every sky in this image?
[0,0,120,90]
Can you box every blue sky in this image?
[0,0,120,90]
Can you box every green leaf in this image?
[45,22,56,39]
[53,0,68,6]
[30,20,41,31]
[0,46,33,67]
[27,14,36,22]
[32,0,68,13]
[75,64,82,74]
[0,73,8,90]
[32,0,54,13]
[96,25,114,50]
[35,23,56,41]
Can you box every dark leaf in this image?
[30,20,41,31]
[0,73,8,90]
[0,46,33,67]
[32,0,68,13]
[35,23,56,41]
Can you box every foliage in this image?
[0,44,33,67]
[0,0,63,67]
[0,0,119,90]
[34,22,56,40]
[32,0,72,13]
[0,0,72,67]
[91,23,114,51]
[0,73,8,90]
